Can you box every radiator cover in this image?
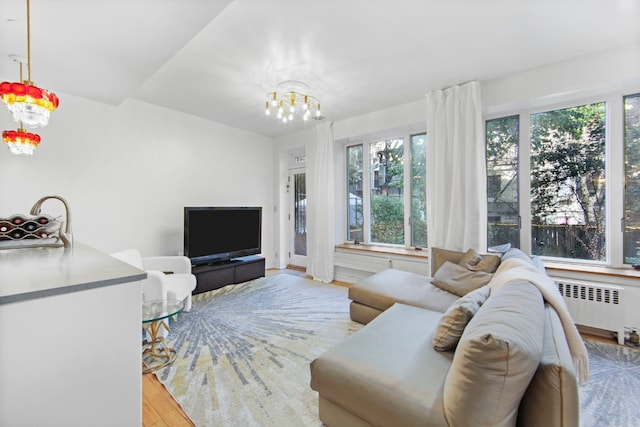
[554,278,625,344]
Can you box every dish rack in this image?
[0,195,73,249]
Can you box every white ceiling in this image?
[1,0,639,137]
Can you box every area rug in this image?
[580,340,640,427]
[158,274,640,427]
[157,274,362,426]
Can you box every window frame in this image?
[623,93,640,264]
[486,114,521,249]
[345,130,427,249]
[485,92,628,267]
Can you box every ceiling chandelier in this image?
[264,80,321,123]
[0,0,59,155]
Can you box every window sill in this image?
[543,260,640,280]
[335,243,429,259]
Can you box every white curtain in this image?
[307,121,335,282]
[426,81,487,252]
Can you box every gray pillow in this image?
[501,248,534,265]
[458,248,501,273]
[488,243,512,254]
[432,261,493,297]
[432,286,491,351]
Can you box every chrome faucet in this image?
[30,195,73,248]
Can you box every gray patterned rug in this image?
[157,274,640,427]
[581,340,640,427]
[157,274,362,426]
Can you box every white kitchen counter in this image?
[0,242,146,427]
[0,242,146,304]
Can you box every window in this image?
[347,145,363,242]
[410,134,427,248]
[486,116,520,249]
[486,101,609,262]
[370,138,405,244]
[530,102,606,261]
[624,93,640,264]
[346,132,427,247]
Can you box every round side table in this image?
[142,299,184,374]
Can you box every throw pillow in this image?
[432,285,491,351]
[430,247,467,276]
[501,247,534,265]
[432,261,493,297]
[488,243,512,254]
[459,248,501,273]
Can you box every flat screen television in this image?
[184,206,262,266]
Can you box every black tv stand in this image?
[191,255,265,294]
[204,258,241,266]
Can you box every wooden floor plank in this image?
[142,370,194,427]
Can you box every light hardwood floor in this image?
[143,369,194,427]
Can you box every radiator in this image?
[554,279,625,344]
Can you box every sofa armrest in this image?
[143,256,192,274]
[517,304,579,427]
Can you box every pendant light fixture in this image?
[1,0,58,155]
[264,80,321,124]
[2,127,41,156]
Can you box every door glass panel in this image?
[293,172,307,256]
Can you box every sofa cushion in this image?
[348,269,459,314]
[432,285,491,351]
[311,303,451,427]
[432,261,493,296]
[443,281,545,427]
[459,248,501,273]
[349,301,386,324]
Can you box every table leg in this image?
[142,320,177,374]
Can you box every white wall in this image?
[0,94,275,264]
[483,43,640,115]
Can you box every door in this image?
[289,169,307,268]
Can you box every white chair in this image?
[110,249,196,312]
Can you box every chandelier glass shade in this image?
[2,127,41,156]
[1,0,58,156]
[264,80,321,123]
[0,81,59,128]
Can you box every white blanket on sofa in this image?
[488,258,589,384]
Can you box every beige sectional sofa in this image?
[310,248,580,427]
